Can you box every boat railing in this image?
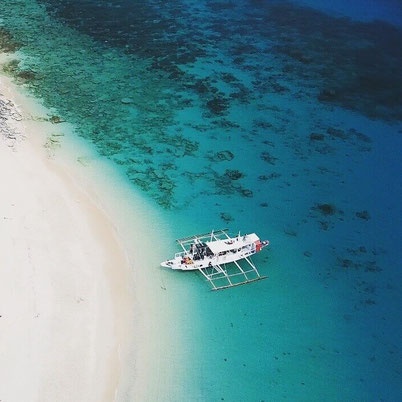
[175,251,187,258]
[176,228,229,244]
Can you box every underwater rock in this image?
[327,127,348,140]
[220,212,233,223]
[183,170,207,184]
[206,96,229,115]
[319,221,329,231]
[364,299,376,305]
[233,56,244,65]
[262,140,275,147]
[100,140,123,156]
[304,251,312,257]
[314,144,335,155]
[121,97,133,104]
[212,118,240,129]
[213,172,238,196]
[49,115,65,124]
[183,140,199,156]
[338,258,355,269]
[271,82,289,93]
[156,194,174,209]
[315,203,336,216]
[253,120,273,129]
[131,177,150,191]
[356,210,370,220]
[191,79,210,95]
[241,188,253,198]
[159,179,175,192]
[0,28,21,53]
[364,261,382,272]
[349,128,372,143]
[224,169,243,180]
[229,84,252,104]
[17,70,37,81]
[284,226,297,237]
[309,133,325,141]
[276,45,313,64]
[160,134,198,157]
[258,173,279,181]
[260,151,277,165]
[1,59,20,75]
[336,257,369,270]
[347,246,368,255]
[318,88,337,101]
[211,150,234,162]
[220,72,238,83]
[2,61,37,84]
[160,162,177,171]
[260,202,268,207]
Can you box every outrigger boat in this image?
[161,229,269,290]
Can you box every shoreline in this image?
[0,71,133,401]
[0,54,189,401]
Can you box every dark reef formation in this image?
[0,27,21,52]
[0,0,399,209]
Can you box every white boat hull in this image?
[161,238,269,271]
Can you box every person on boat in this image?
[183,256,193,265]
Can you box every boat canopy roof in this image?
[206,233,259,254]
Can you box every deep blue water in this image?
[1,0,401,400]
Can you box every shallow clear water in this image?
[1,0,401,400]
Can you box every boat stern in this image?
[255,239,269,252]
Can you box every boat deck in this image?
[163,229,269,290]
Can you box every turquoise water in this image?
[1,0,402,400]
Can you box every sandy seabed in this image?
[0,74,133,402]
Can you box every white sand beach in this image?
[0,75,133,401]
